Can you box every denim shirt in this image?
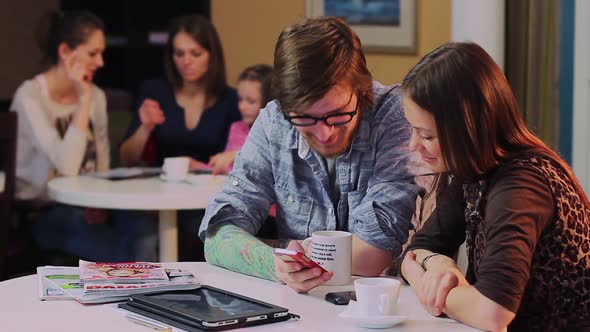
[199,82,424,255]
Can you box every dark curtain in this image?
[505,0,562,149]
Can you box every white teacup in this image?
[162,157,190,181]
[354,277,401,316]
[302,230,352,286]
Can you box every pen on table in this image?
[125,313,172,331]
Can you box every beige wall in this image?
[0,1,450,99]
[0,1,59,100]
[212,0,451,87]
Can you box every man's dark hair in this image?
[272,16,374,114]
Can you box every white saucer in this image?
[339,301,406,329]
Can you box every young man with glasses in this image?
[199,16,424,293]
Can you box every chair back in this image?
[0,111,17,277]
[105,88,134,168]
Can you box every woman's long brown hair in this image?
[402,42,589,204]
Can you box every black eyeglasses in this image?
[284,98,359,127]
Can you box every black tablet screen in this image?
[146,288,269,321]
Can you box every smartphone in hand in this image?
[273,248,328,273]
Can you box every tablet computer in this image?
[189,168,213,175]
[118,285,294,331]
[91,167,162,181]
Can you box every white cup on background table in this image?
[162,157,189,181]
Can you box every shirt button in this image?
[287,196,294,204]
[328,207,334,214]
[232,180,238,186]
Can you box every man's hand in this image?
[189,157,213,171]
[274,240,333,293]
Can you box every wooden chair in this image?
[0,112,17,279]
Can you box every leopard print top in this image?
[463,155,590,331]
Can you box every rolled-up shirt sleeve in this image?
[199,106,276,240]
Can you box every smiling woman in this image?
[402,96,444,173]
[400,41,590,331]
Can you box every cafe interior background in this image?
[1,0,589,280]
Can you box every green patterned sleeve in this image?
[204,222,281,282]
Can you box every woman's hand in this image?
[189,157,213,171]
[139,98,165,130]
[404,251,466,316]
[64,50,93,100]
[274,240,333,293]
[208,151,236,175]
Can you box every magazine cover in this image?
[78,269,200,303]
[76,268,200,304]
[38,266,200,304]
[79,260,169,283]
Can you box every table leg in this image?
[158,210,178,262]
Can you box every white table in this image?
[48,175,227,262]
[0,262,478,331]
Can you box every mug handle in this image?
[301,237,312,256]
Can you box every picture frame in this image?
[306,0,416,54]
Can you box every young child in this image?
[208,64,273,174]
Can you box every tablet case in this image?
[118,285,295,331]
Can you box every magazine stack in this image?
[37,260,200,304]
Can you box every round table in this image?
[0,262,479,331]
[48,174,227,261]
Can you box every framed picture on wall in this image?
[306,0,416,54]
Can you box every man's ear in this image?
[57,42,73,62]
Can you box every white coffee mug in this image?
[162,157,190,181]
[354,277,401,316]
[302,230,352,286]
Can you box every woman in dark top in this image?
[120,14,240,168]
[119,15,240,261]
[399,42,590,331]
